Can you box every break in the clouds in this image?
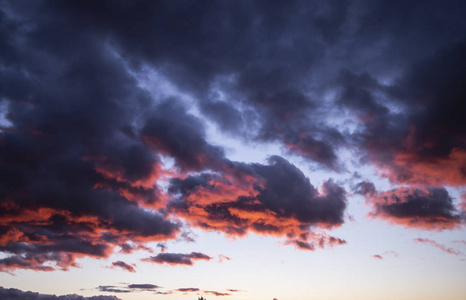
[0,287,120,300]
[1,0,466,277]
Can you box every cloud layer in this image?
[1,0,466,274]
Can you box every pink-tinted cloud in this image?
[414,238,462,255]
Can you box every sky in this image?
[0,0,466,299]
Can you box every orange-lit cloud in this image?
[168,156,347,250]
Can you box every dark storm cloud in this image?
[142,252,212,266]
[359,183,464,230]
[0,287,120,300]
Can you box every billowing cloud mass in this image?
[0,287,120,300]
[1,0,465,277]
[356,182,464,230]
[168,156,347,248]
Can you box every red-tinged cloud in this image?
[372,255,383,260]
[414,238,463,255]
[370,145,466,187]
[168,156,347,250]
[346,41,466,187]
[142,252,212,266]
[111,261,136,273]
[0,205,180,272]
[356,182,464,230]
[0,286,121,300]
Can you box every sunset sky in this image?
[1,1,466,300]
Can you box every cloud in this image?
[142,252,212,266]
[359,184,464,230]
[168,156,347,250]
[1,0,465,274]
[96,284,160,294]
[173,288,242,297]
[126,284,159,290]
[0,287,120,300]
[353,40,466,187]
[218,255,231,263]
[97,286,130,294]
[372,255,383,260]
[175,288,200,293]
[156,243,167,253]
[414,238,463,255]
[110,261,136,273]
[204,290,232,297]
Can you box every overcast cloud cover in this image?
[1,0,466,298]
